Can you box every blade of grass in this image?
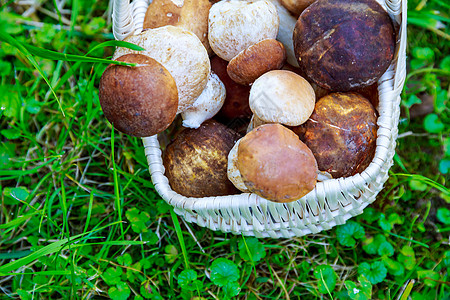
[361,223,430,248]
[111,128,124,237]
[170,209,189,270]
[394,173,449,196]
[83,192,95,234]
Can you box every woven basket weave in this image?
[111,0,407,238]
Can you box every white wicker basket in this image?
[112,0,407,238]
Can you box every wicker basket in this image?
[111,0,407,238]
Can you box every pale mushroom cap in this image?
[208,0,279,61]
[113,26,210,113]
[181,73,226,129]
[267,0,299,67]
[249,70,315,126]
[227,139,250,192]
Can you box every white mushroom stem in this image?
[267,0,299,67]
[227,139,249,192]
[181,73,226,129]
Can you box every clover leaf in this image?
[398,246,416,270]
[238,238,266,262]
[403,94,422,108]
[103,267,123,286]
[108,282,130,300]
[126,208,150,233]
[357,261,387,285]
[378,241,395,257]
[417,269,440,287]
[117,253,133,266]
[313,265,337,294]
[164,245,178,264]
[345,275,372,300]
[437,207,450,225]
[336,221,365,247]
[210,258,240,287]
[359,207,380,224]
[379,213,403,232]
[178,269,203,292]
[223,281,241,299]
[382,257,405,277]
[424,113,445,134]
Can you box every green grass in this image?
[0,0,449,299]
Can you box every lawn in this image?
[0,0,449,299]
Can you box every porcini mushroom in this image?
[249,70,315,126]
[296,92,378,178]
[293,0,395,91]
[235,124,318,202]
[163,120,240,197]
[208,0,279,61]
[99,54,178,137]
[227,39,286,85]
[113,26,210,113]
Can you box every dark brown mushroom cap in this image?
[298,92,378,178]
[293,0,395,91]
[163,120,241,197]
[237,124,318,202]
[99,54,178,137]
[227,39,287,85]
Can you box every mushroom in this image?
[163,120,240,197]
[295,92,378,178]
[143,0,212,53]
[181,72,226,129]
[249,70,315,126]
[113,26,210,113]
[233,123,318,202]
[99,54,178,137]
[227,39,286,85]
[279,0,316,16]
[208,0,279,61]
[293,0,395,91]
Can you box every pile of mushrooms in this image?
[98,0,395,203]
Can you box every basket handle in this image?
[112,0,135,40]
[384,0,407,92]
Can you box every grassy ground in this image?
[0,0,449,299]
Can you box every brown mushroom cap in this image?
[237,124,318,202]
[279,0,316,16]
[113,26,210,114]
[163,120,241,197]
[227,39,286,85]
[143,0,212,52]
[298,92,378,178]
[99,54,178,137]
[293,0,395,91]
